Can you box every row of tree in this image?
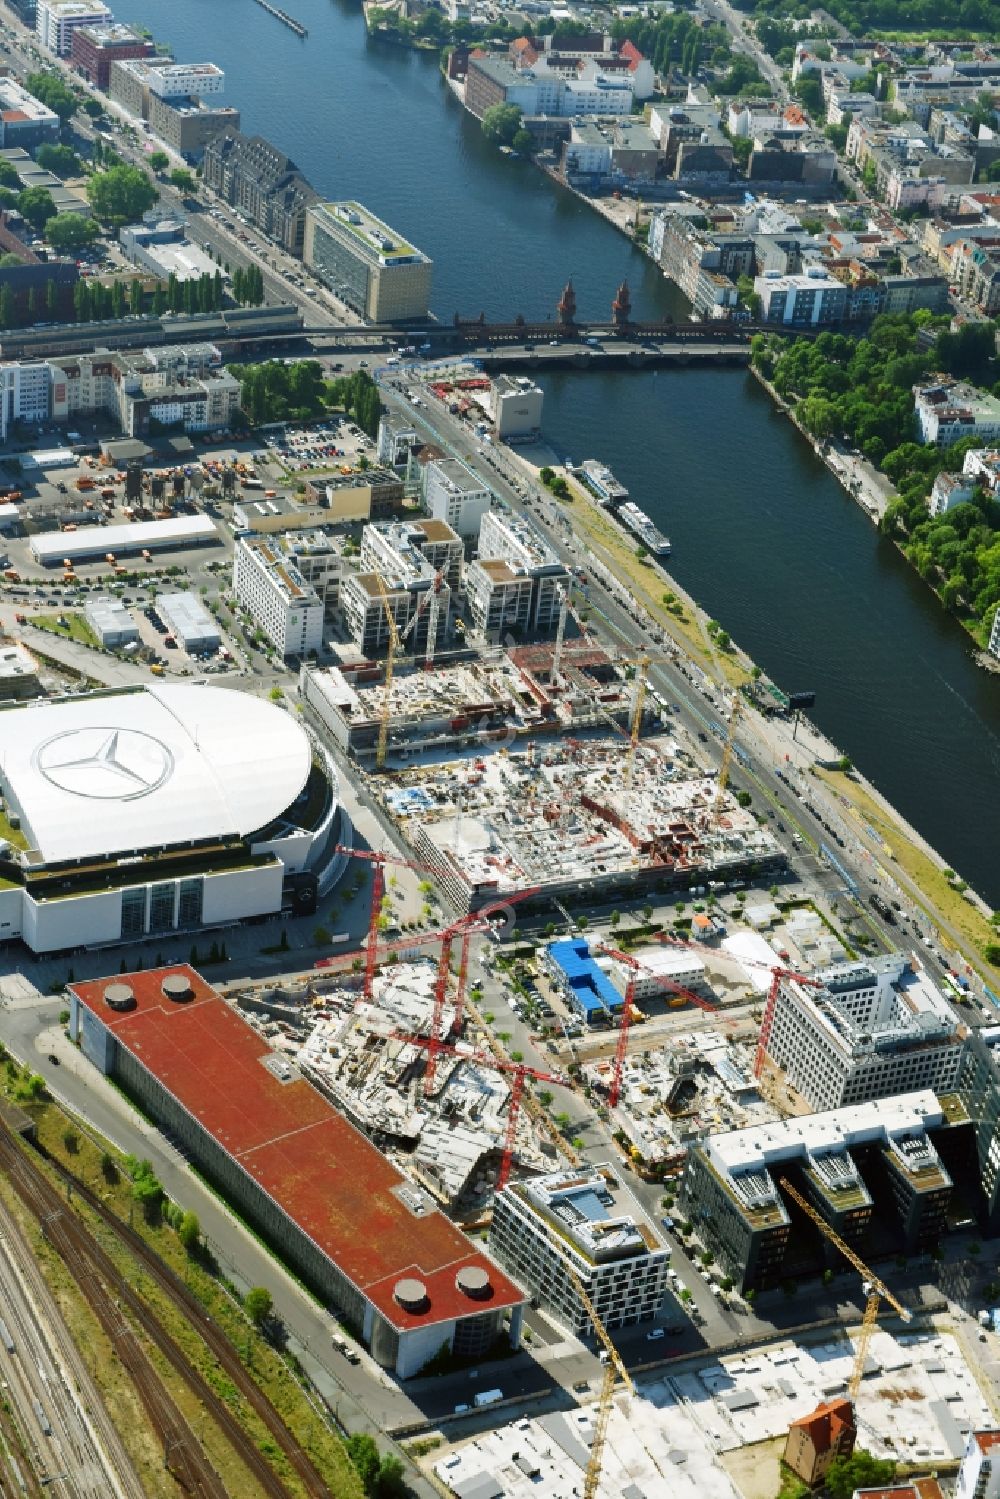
[752,313,1000,648]
[327,369,382,438]
[733,0,1000,38]
[231,263,265,306]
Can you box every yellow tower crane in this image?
[780,1178,912,1399]
[713,693,742,821]
[564,1263,633,1499]
[374,573,400,772]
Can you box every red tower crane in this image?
[392,1034,567,1191]
[594,942,721,1109]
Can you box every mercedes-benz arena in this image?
[69,966,527,1378]
[0,683,340,954]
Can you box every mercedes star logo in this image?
[34,727,174,801]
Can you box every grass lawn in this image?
[0,805,27,851]
[817,767,1000,981]
[6,1077,363,1499]
[32,611,101,649]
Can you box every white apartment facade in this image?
[914,381,1000,447]
[490,1166,668,1337]
[145,62,225,98]
[765,955,962,1112]
[989,608,1000,664]
[0,361,51,442]
[956,1430,1000,1499]
[233,534,324,659]
[36,0,112,55]
[424,457,492,540]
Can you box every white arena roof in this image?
[0,684,312,862]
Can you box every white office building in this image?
[36,0,113,56]
[424,458,492,540]
[376,412,418,469]
[487,376,544,441]
[990,608,1000,664]
[155,591,221,653]
[0,361,51,442]
[956,1431,1000,1499]
[490,1165,669,1337]
[233,533,324,659]
[341,519,459,657]
[84,596,139,649]
[763,954,963,1112]
[914,381,1000,447]
[755,267,849,326]
[615,946,706,1002]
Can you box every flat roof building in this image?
[70,22,154,89]
[69,965,527,1379]
[490,1164,668,1337]
[303,201,432,324]
[233,533,324,660]
[0,75,60,147]
[31,515,219,565]
[467,505,568,637]
[36,0,112,56]
[154,591,221,654]
[425,457,492,541]
[0,640,39,700]
[84,595,139,649]
[763,953,963,1112]
[543,938,624,1027]
[682,1090,956,1293]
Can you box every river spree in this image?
[127,0,1000,902]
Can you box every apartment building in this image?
[0,360,51,441]
[233,533,324,659]
[490,1165,668,1336]
[764,954,962,1112]
[36,0,112,56]
[361,517,462,592]
[755,267,849,326]
[424,457,492,540]
[70,23,154,89]
[0,76,60,147]
[470,507,568,635]
[956,1430,1000,1499]
[990,608,1000,664]
[201,131,318,256]
[109,59,237,156]
[682,1091,956,1294]
[303,202,432,324]
[48,344,240,437]
[488,376,543,441]
[915,380,1000,446]
[464,54,632,122]
[650,215,752,316]
[952,240,1000,315]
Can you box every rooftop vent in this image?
[456,1265,492,1300]
[161,973,193,1003]
[393,1278,428,1313]
[103,982,136,1012]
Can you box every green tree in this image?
[481,102,523,146]
[244,1286,273,1325]
[87,164,157,229]
[46,277,59,317]
[24,71,79,124]
[35,144,81,177]
[18,186,57,232]
[169,167,196,193]
[826,1452,897,1499]
[512,128,534,155]
[346,1433,381,1494]
[148,150,169,172]
[0,159,19,189]
[375,1455,407,1498]
[177,1210,200,1251]
[45,212,99,251]
[0,285,16,329]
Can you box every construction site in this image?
[431,1326,992,1499]
[389,736,783,914]
[300,639,651,764]
[231,959,574,1214]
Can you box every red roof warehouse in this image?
[69,966,526,1378]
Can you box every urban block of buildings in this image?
[46,343,241,437]
[490,1165,668,1336]
[915,380,1000,446]
[303,201,432,324]
[36,0,112,57]
[763,954,962,1111]
[69,964,527,1378]
[109,58,238,158]
[70,21,154,89]
[0,75,60,148]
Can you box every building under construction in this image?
[391,736,783,913]
[299,643,649,763]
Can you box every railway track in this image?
[0,1127,263,1499]
[36,1142,336,1499]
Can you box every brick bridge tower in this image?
[612,279,631,328]
[557,279,576,326]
